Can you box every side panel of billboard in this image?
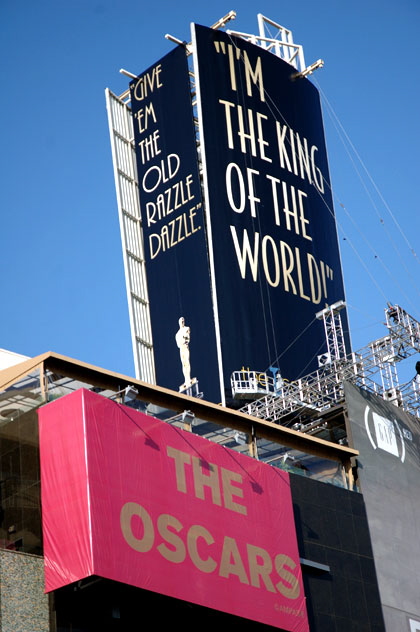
[39,391,95,585]
[193,24,350,395]
[39,389,309,631]
[129,47,220,402]
[344,383,420,629]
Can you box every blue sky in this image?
[1,0,419,382]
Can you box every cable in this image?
[317,83,420,304]
[315,79,420,267]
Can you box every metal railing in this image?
[239,305,420,423]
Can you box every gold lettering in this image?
[221,468,247,515]
[134,102,157,134]
[132,64,163,101]
[308,253,322,303]
[187,525,217,573]
[247,544,276,593]
[192,456,222,506]
[219,536,249,584]
[120,502,154,552]
[280,241,297,295]
[219,99,235,148]
[295,247,310,301]
[243,51,265,102]
[262,235,280,287]
[297,189,311,240]
[149,233,161,260]
[157,514,186,563]
[166,446,191,493]
[274,554,300,599]
[161,224,169,251]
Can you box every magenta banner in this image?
[38,389,308,631]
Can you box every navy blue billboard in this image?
[192,24,350,397]
[130,47,220,402]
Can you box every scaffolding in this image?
[238,304,420,423]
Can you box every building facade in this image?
[0,350,394,631]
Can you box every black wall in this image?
[291,474,385,631]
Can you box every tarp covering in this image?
[39,389,308,631]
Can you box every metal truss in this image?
[105,89,156,384]
[188,12,316,178]
[316,301,347,366]
[227,14,306,73]
[240,304,420,423]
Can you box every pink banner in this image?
[39,389,308,631]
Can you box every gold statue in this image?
[175,317,192,389]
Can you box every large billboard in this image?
[128,27,349,405]
[129,47,220,402]
[345,383,420,630]
[39,389,308,631]
[193,24,349,396]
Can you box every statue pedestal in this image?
[179,378,202,398]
